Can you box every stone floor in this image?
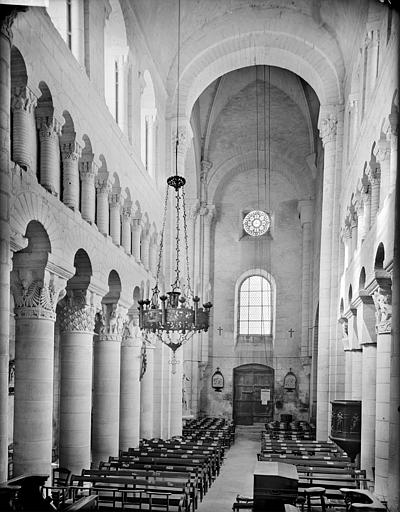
[197,424,261,512]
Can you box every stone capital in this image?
[11,270,66,321]
[318,110,338,146]
[79,160,98,181]
[96,303,126,341]
[122,206,132,220]
[121,317,143,347]
[377,136,391,163]
[389,111,398,137]
[61,141,82,161]
[372,284,392,334]
[11,85,38,113]
[95,175,112,194]
[58,291,96,333]
[37,116,62,140]
[200,160,213,179]
[109,193,121,208]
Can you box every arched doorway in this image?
[233,364,274,425]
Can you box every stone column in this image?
[149,234,158,276]
[361,187,371,239]
[356,202,365,248]
[37,116,62,196]
[119,316,142,451]
[0,7,19,481]
[140,342,154,440]
[61,141,82,210]
[368,161,380,223]
[170,347,183,437]
[355,291,377,481]
[141,231,150,270]
[121,206,132,254]
[372,281,392,500]
[11,271,65,475]
[388,111,397,191]
[200,205,215,364]
[79,158,97,224]
[92,304,124,464]
[376,136,391,207]
[11,85,37,172]
[58,292,95,474]
[316,109,339,440]
[152,341,163,438]
[131,218,142,262]
[109,192,121,246]
[350,214,358,254]
[298,200,313,358]
[95,176,111,236]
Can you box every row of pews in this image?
[264,420,316,441]
[258,426,386,511]
[42,417,234,512]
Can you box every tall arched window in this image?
[140,70,156,175]
[239,275,273,335]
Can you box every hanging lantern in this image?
[138,0,212,372]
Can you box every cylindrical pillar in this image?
[316,111,339,440]
[121,208,132,254]
[95,178,111,235]
[131,219,142,261]
[0,9,16,482]
[350,349,362,400]
[11,273,65,476]
[140,344,154,440]
[37,116,62,196]
[58,296,95,474]
[61,142,81,210]
[149,236,158,276]
[119,319,141,451]
[344,348,352,399]
[79,160,97,224]
[377,137,390,207]
[361,342,377,481]
[152,342,163,438]
[369,165,380,222]
[169,347,183,437]
[11,85,37,172]
[141,232,150,270]
[92,305,123,464]
[298,200,313,358]
[388,112,397,191]
[373,283,392,500]
[362,190,371,239]
[109,194,121,246]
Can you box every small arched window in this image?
[239,275,272,335]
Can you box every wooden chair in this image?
[303,487,327,512]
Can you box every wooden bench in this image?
[82,468,199,511]
[70,473,191,512]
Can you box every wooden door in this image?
[233,364,274,425]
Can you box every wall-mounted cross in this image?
[288,328,295,338]
[217,326,223,335]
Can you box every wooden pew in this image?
[70,473,191,512]
[3,473,51,511]
[82,468,199,511]
[63,495,98,511]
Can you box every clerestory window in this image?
[239,275,272,335]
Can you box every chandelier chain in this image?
[182,186,193,298]
[172,187,181,290]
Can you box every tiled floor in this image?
[196,425,261,512]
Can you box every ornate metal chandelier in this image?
[138,0,212,371]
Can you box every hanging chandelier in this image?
[138,0,212,370]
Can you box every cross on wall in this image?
[217,327,223,335]
[288,328,295,338]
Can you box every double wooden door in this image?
[233,364,274,425]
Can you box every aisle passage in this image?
[197,425,261,512]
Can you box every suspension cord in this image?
[182,186,193,298]
[155,182,170,287]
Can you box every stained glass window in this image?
[239,275,272,335]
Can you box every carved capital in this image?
[318,114,338,146]
[109,193,121,208]
[121,317,142,347]
[11,86,38,113]
[79,160,97,181]
[61,141,81,161]
[95,175,112,194]
[122,207,132,221]
[200,160,212,181]
[11,272,66,321]
[37,116,62,140]
[377,137,391,163]
[96,304,125,341]
[389,111,398,137]
[372,285,392,334]
[59,292,96,333]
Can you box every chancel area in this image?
[0,0,399,511]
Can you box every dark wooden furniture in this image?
[253,461,298,511]
[1,473,51,511]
